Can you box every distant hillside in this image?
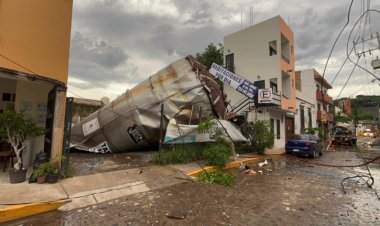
[333,95,380,108]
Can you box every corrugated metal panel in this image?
[70,56,226,153]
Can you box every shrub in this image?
[203,141,231,167]
[250,120,274,155]
[235,142,254,154]
[198,170,236,186]
[152,143,204,165]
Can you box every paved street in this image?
[3,137,380,226]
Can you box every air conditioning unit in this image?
[371,58,380,70]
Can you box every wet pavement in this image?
[3,137,380,226]
[68,151,154,176]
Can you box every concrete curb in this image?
[0,200,70,223]
[186,157,264,177]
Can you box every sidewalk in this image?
[0,155,264,222]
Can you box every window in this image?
[308,108,312,128]
[316,84,320,91]
[276,119,280,139]
[317,103,321,111]
[269,40,277,56]
[270,118,274,135]
[254,80,265,89]
[2,93,11,101]
[300,106,305,133]
[225,54,234,73]
[270,82,278,94]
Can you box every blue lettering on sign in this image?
[236,79,257,100]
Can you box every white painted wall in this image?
[224,16,281,107]
[295,92,316,134]
[223,16,296,149]
[247,109,285,149]
[14,80,52,167]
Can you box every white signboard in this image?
[209,63,257,99]
[258,88,273,103]
[88,141,111,153]
[82,117,100,136]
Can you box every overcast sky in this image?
[67,0,380,101]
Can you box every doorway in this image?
[285,117,294,141]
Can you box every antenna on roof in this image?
[241,11,242,29]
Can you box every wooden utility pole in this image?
[51,87,67,166]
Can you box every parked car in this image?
[285,134,323,158]
[363,129,377,138]
[332,130,357,145]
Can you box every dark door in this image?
[44,87,56,157]
[285,117,294,141]
[62,97,73,171]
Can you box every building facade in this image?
[223,16,296,148]
[0,0,73,166]
[295,69,334,135]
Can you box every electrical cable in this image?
[283,153,380,168]
[330,46,355,85]
[321,0,354,92]
[336,56,360,99]
[346,9,380,82]
[0,54,39,75]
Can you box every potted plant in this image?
[33,167,47,184]
[0,111,45,183]
[47,166,59,184]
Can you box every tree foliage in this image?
[196,43,224,69]
[0,111,46,170]
[250,120,274,154]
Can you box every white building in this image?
[223,15,296,149]
[295,69,334,134]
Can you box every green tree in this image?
[0,111,45,170]
[196,43,223,69]
[250,120,274,155]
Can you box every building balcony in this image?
[256,89,281,107]
[317,110,334,122]
[281,55,289,64]
[316,90,333,105]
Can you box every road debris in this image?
[166,210,187,219]
[243,169,257,175]
[258,159,268,167]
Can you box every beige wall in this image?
[15,80,53,167]
[0,0,73,84]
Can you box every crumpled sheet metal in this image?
[70,56,226,153]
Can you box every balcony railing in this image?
[281,55,289,64]
[317,111,334,122]
[316,90,333,105]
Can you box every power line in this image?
[336,56,361,100]
[330,46,355,85]
[346,9,380,82]
[0,54,39,75]
[321,0,354,88]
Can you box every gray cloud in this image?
[69,0,380,99]
[69,31,139,88]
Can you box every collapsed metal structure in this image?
[70,56,229,153]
